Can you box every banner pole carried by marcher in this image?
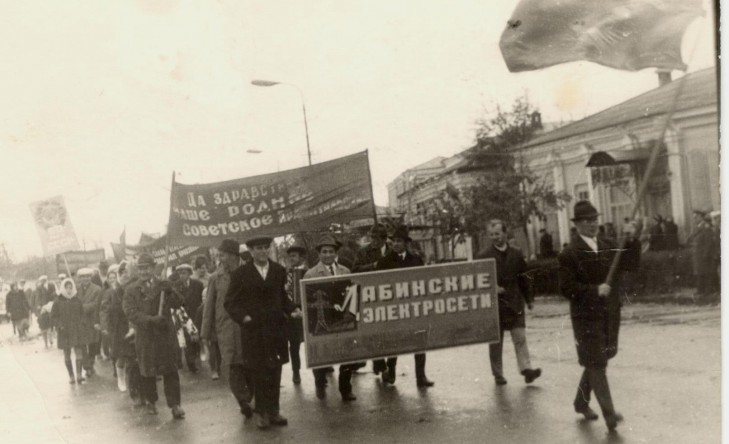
[162,171,175,279]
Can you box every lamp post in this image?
[251,79,312,166]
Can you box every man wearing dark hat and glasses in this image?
[558,200,627,431]
[374,226,434,388]
[202,239,254,419]
[224,236,302,430]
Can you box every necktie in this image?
[328,265,335,276]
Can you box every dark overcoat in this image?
[6,290,30,322]
[78,282,103,344]
[201,267,244,368]
[376,250,424,270]
[123,278,183,377]
[100,284,135,360]
[353,244,390,273]
[475,245,532,330]
[690,225,717,276]
[224,260,297,370]
[558,236,624,367]
[51,296,89,349]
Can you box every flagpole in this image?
[365,149,378,225]
[163,171,175,279]
[61,254,71,276]
[605,72,690,286]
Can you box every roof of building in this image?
[524,67,717,148]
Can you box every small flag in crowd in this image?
[499,0,703,72]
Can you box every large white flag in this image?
[500,0,703,72]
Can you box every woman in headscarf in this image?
[51,278,89,384]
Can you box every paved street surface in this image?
[0,298,720,444]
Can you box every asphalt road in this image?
[0,298,721,444]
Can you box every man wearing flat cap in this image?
[224,236,302,430]
[123,253,186,419]
[558,200,627,431]
[175,263,204,373]
[374,226,434,388]
[202,239,253,418]
[77,267,103,377]
[303,234,359,401]
[285,242,309,385]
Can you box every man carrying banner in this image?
[476,219,542,386]
[353,225,390,375]
[224,236,302,430]
[123,253,186,419]
[285,242,309,385]
[202,239,253,419]
[558,200,626,431]
[175,263,204,374]
[304,235,358,401]
[77,268,103,377]
[375,226,434,388]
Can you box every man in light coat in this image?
[201,239,253,418]
[304,235,358,401]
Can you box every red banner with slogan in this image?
[301,260,500,368]
[167,151,375,246]
[111,234,207,267]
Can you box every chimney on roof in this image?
[530,111,543,130]
[656,69,672,87]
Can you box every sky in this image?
[0,0,717,260]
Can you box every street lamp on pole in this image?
[251,79,312,166]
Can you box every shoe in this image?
[254,412,270,430]
[417,378,435,388]
[522,368,542,384]
[495,376,507,385]
[76,376,85,384]
[269,413,288,426]
[605,412,624,431]
[293,371,301,384]
[146,403,158,415]
[211,371,219,381]
[316,386,326,399]
[69,378,76,384]
[575,405,599,420]
[240,403,253,418]
[171,405,186,420]
[341,392,357,402]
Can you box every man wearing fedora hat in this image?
[202,239,254,418]
[374,226,434,388]
[558,200,626,431]
[225,236,302,430]
[285,242,309,385]
[303,234,359,401]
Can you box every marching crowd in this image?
[0,199,717,433]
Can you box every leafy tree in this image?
[424,96,570,256]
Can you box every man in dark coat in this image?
[77,268,103,376]
[476,220,541,385]
[662,216,679,250]
[374,226,434,388]
[123,253,186,419]
[285,242,309,385]
[538,228,555,258]
[175,263,204,373]
[201,239,253,418]
[353,224,390,374]
[6,283,30,339]
[31,275,56,318]
[558,200,626,431]
[688,210,718,296]
[224,236,302,430]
